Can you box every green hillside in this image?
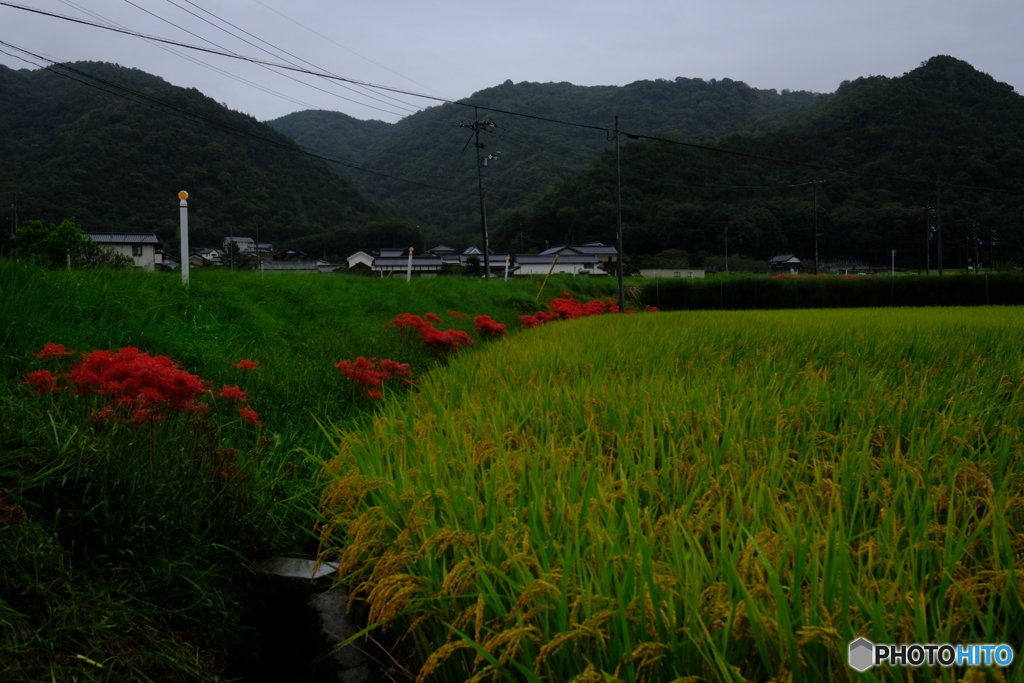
[268,77,821,246]
[0,61,418,259]
[505,56,1024,268]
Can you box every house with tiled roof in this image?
[769,254,802,274]
[86,232,162,270]
[516,243,617,276]
[224,236,255,252]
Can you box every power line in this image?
[0,41,469,195]
[54,0,324,112]
[160,0,423,117]
[250,0,451,101]
[3,2,1023,201]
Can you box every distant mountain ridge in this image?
[4,57,1021,268]
[499,56,1024,268]
[0,61,419,259]
[267,77,823,244]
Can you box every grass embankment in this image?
[318,307,1024,683]
[0,260,619,682]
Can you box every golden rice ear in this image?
[366,573,425,627]
[414,640,474,683]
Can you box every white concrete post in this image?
[179,191,189,285]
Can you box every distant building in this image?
[346,243,622,278]
[639,268,705,278]
[85,232,161,270]
[223,236,255,252]
[274,249,308,261]
[155,250,178,271]
[515,244,617,276]
[769,254,802,274]
[346,251,375,274]
[189,248,223,267]
[360,246,515,277]
[260,259,337,274]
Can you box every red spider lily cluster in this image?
[35,342,73,359]
[234,359,260,370]
[22,345,262,427]
[520,291,647,328]
[473,315,507,337]
[335,357,414,399]
[390,313,475,354]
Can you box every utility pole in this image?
[615,116,625,312]
[724,225,729,273]
[811,176,825,275]
[975,234,982,271]
[990,227,998,270]
[922,206,935,274]
[936,176,944,276]
[461,109,497,279]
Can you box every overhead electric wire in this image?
[2,1,1022,200]
[250,0,451,100]
[0,3,618,134]
[0,41,468,195]
[161,0,423,117]
[55,0,323,112]
[173,0,426,114]
[119,0,409,120]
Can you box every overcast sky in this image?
[1,0,1022,124]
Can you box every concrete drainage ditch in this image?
[227,557,379,683]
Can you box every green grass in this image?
[0,260,621,682]
[317,307,1024,683]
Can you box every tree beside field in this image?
[11,218,133,269]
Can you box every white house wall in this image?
[516,264,607,276]
[102,244,159,270]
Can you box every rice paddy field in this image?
[318,307,1024,683]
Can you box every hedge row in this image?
[638,273,1024,311]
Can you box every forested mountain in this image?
[6,56,1020,269]
[0,62,419,258]
[496,56,1024,269]
[267,78,821,247]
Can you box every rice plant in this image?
[318,307,1024,682]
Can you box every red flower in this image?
[234,360,260,370]
[424,312,443,324]
[336,357,415,397]
[66,347,209,421]
[390,313,475,355]
[218,385,248,401]
[447,310,469,319]
[23,369,60,394]
[378,359,413,378]
[474,315,507,337]
[34,343,72,359]
[238,406,263,428]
